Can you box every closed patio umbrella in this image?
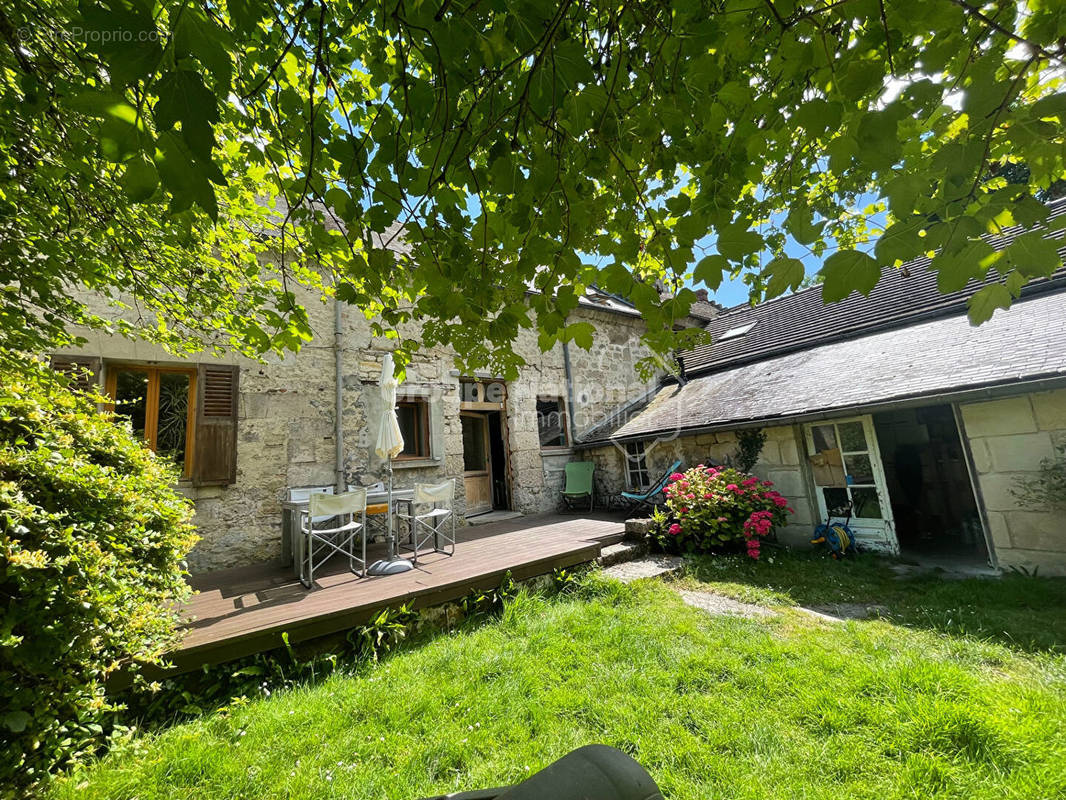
[367,352,414,575]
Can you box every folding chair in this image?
[298,488,367,587]
[398,479,455,564]
[620,460,682,515]
[350,482,389,542]
[562,461,595,511]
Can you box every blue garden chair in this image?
[620,460,682,515]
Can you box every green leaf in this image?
[875,220,923,265]
[967,283,1012,325]
[1029,92,1066,120]
[836,59,883,102]
[154,132,217,220]
[121,156,159,201]
[763,257,805,300]
[785,206,824,246]
[715,224,763,262]
[79,0,162,85]
[564,321,596,350]
[174,9,233,91]
[693,254,728,290]
[553,40,594,90]
[154,70,219,131]
[1005,231,1063,277]
[3,711,30,733]
[820,250,880,303]
[227,0,267,34]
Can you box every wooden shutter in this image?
[193,364,239,487]
[49,354,101,393]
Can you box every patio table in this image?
[282,488,414,577]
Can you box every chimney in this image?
[694,288,709,301]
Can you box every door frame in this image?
[804,414,899,554]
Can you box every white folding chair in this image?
[349,482,389,542]
[299,488,367,587]
[398,479,456,564]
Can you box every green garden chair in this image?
[561,461,595,511]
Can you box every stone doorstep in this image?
[601,554,685,583]
[596,540,649,568]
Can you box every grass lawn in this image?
[52,554,1066,799]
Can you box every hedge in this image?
[0,368,197,797]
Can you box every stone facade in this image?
[53,292,658,573]
[582,422,816,547]
[960,389,1066,575]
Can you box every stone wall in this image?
[960,389,1066,575]
[582,422,816,546]
[52,292,657,573]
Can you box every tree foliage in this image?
[2,0,1065,373]
[0,367,197,796]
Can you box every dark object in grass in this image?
[420,744,664,799]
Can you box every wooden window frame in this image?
[624,440,650,490]
[536,396,570,450]
[104,364,198,479]
[395,397,431,460]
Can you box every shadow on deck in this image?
[173,512,627,671]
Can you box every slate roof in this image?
[595,287,1066,443]
[579,198,1066,444]
[681,198,1066,376]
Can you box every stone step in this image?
[596,539,648,568]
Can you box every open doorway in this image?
[872,405,986,561]
[460,410,511,516]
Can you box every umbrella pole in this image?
[367,456,413,576]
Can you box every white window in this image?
[624,441,650,490]
[720,321,757,341]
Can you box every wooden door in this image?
[805,416,898,554]
[461,412,492,515]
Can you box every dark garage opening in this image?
[873,405,986,561]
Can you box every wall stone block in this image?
[961,396,1037,437]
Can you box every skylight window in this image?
[719,321,757,341]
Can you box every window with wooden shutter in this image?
[104,364,197,478]
[193,364,239,487]
[49,355,101,393]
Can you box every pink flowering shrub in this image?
[652,464,793,559]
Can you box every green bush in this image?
[0,368,197,797]
[652,464,792,559]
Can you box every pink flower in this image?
[725,483,739,491]
[668,523,682,535]
[669,472,684,482]
[762,480,774,487]
[704,493,713,499]
[772,496,788,507]
[680,506,689,513]
[787,507,794,513]
[685,493,695,500]
[742,477,758,487]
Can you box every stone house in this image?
[51,279,670,573]
[579,202,1066,575]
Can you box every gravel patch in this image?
[797,603,888,622]
[678,590,777,618]
[601,555,684,583]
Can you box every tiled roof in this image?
[682,198,1066,377]
[597,287,1066,443]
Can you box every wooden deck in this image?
[173,513,626,670]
